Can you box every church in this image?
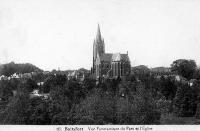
[91,25,131,79]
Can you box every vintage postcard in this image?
[0,0,200,131]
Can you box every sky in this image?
[0,0,200,71]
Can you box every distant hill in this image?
[50,68,90,76]
[77,68,90,73]
[131,65,150,74]
[150,67,171,73]
[131,65,171,75]
[0,62,43,76]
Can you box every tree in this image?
[42,74,67,93]
[24,78,38,92]
[32,72,45,83]
[195,103,200,119]
[0,62,16,76]
[0,80,13,100]
[0,62,42,77]
[131,65,150,82]
[26,97,51,125]
[64,79,85,104]
[171,59,197,80]
[82,78,96,93]
[49,83,80,124]
[193,67,200,80]
[159,76,177,100]
[126,85,160,124]
[73,89,116,125]
[173,84,198,117]
[0,83,30,124]
[73,82,160,125]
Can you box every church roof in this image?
[120,54,130,61]
[112,53,121,61]
[99,53,129,62]
[112,53,129,62]
[99,53,113,62]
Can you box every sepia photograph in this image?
[0,0,200,129]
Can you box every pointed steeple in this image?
[93,24,105,68]
[96,23,102,42]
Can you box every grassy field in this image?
[160,114,200,124]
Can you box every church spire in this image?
[96,23,102,41]
[93,24,105,59]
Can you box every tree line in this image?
[0,59,200,124]
[0,62,43,76]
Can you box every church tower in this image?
[92,24,105,74]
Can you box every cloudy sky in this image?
[0,0,200,71]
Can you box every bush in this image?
[173,85,198,117]
[156,99,173,115]
[195,103,200,119]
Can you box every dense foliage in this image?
[0,62,43,76]
[171,59,197,80]
[0,59,200,124]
